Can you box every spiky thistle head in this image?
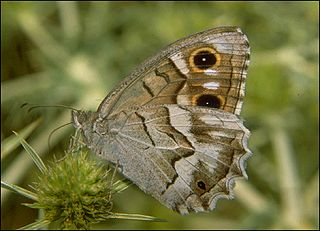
[28,149,124,229]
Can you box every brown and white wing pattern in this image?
[97,26,250,118]
[82,105,251,214]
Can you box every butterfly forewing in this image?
[97,26,250,118]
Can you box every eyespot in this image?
[189,47,220,72]
[193,51,216,69]
[195,94,222,109]
[197,180,206,190]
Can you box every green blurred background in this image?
[1,1,319,229]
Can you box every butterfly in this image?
[72,26,251,214]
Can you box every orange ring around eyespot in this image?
[189,47,221,73]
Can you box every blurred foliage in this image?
[1,1,319,230]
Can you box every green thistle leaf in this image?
[1,181,38,201]
[12,131,47,174]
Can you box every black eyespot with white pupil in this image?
[197,181,206,190]
[193,51,217,69]
[196,94,221,108]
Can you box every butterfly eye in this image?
[189,47,220,72]
[197,180,206,190]
[195,94,222,108]
[193,51,216,69]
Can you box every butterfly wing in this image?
[85,104,251,214]
[97,26,250,118]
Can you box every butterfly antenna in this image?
[47,122,73,154]
[21,103,79,113]
[21,103,80,153]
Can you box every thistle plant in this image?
[1,132,163,230]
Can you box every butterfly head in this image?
[72,110,100,148]
[72,110,92,129]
